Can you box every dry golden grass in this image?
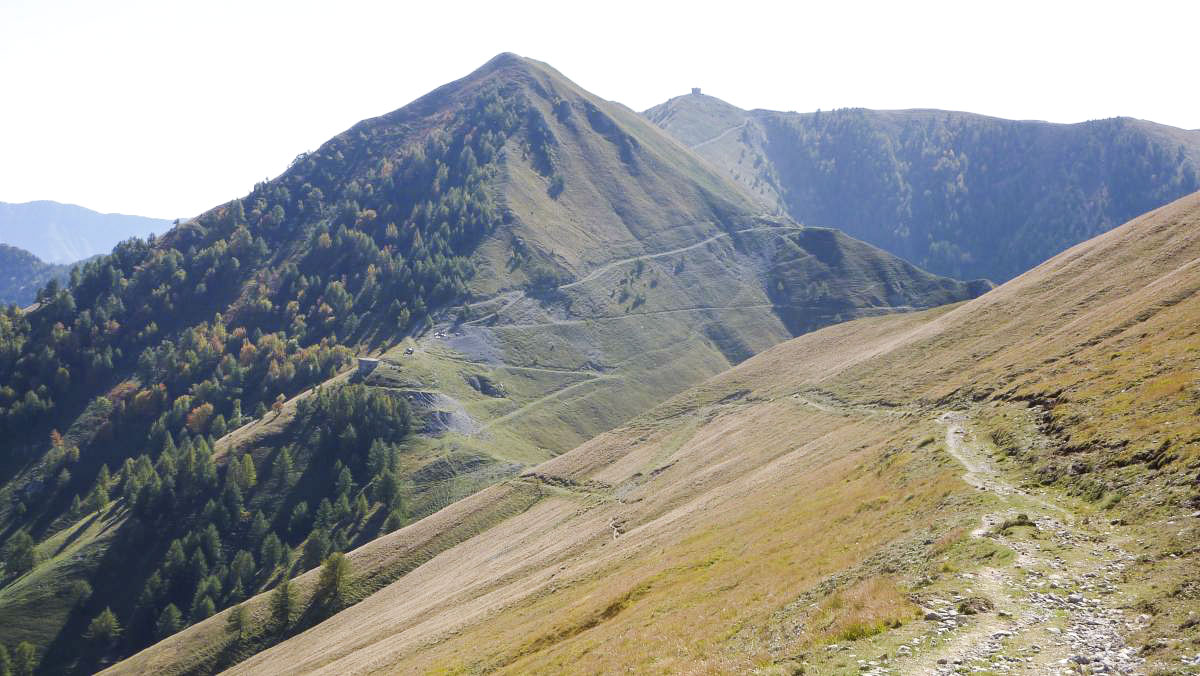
[201,403,968,675]
[806,576,917,644]
[109,192,1200,674]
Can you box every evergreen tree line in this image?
[0,82,545,672]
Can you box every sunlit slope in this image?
[109,193,1200,672]
[0,53,989,672]
[314,54,991,513]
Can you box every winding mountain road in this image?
[689,120,749,150]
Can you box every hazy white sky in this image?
[2,0,1196,218]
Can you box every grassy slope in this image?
[309,55,989,522]
[109,194,1200,672]
[0,506,124,649]
[0,54,989,669]
[388,55,988,468]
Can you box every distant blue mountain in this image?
[0,200,172,263]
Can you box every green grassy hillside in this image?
[0,54,985,673]
[646,93,1200,282]
[113,191,1200,675]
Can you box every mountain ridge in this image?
[0,200,172,264]
[646,92,1200,281]
[112,190,1200,675]
[0,244,76,307]
[0,53,985,674]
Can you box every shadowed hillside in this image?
[647,93,1200,282]
[0,244,75,306]
[110,192,1200,674]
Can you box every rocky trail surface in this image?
[860,412,1144,675]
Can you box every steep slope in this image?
[113,192,1200,674]
[0,54,984,673]
[0,244,74,306]
[0,201,171,263]
[646,93,1200,282]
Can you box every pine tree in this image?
[87,481,109,513]
[210,413,227,439]
[3,531,37,575]
[354,493,369,521]
[384,508,405,533]
[274,448,293,485]
[240,454,257,488]
[332,528,350,553]
[335,463,353,497]
[271,578,296,628]
[201,523,223,564]
[164,539,187,576]
[139,571,164,609]
[225,603,249,644]
[334,494,351,522]
[304,529,331,568]
[289,501,310,537]
[191,595,215,622]
[228,580,246,604]
[155,604,182,639]
[261,532,283,572]
[84,606,122,645]
[317,552,351,609]
[230,549,255,588]
[68,579,92,606]
[189,548,209,586]
[367,439,394,476]
[314,498,334,530]
[96,463,112,489]
[374,470,401,510]
[248,511,269,545]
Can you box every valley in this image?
[1,50,1197,676]
[0,54,984,674]
[106,192,1200,674]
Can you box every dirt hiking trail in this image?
[864,412,1144,675]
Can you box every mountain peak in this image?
[10,54,986,676]
[466,51,561,86]
[479,51,531,71]
[643,90,748,148]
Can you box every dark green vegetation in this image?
[0,66,522,672]
[0,54,986,673]
[0,201,171,265]
[0,245,74,307]
[646,93,1200,281]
